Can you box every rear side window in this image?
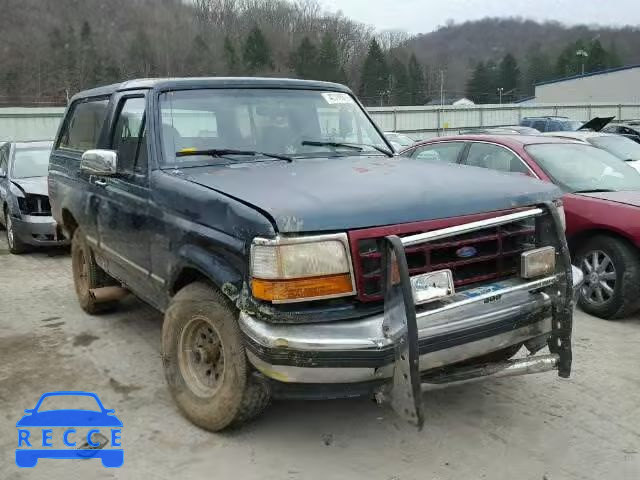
[411,142,465,163]
[531,120,547,132]
[463,143,530,174]
[58,99,109,152]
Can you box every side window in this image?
[111,97,147,175]
[59,99,109,152]
[0,145,8,174]
[521,119,532,127]
[547,121,563,132]
[412,143,465,163]
[531,120,547,132]
[463,143,529,174]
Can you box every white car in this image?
[542,131,640,173]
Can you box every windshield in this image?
[589,136,640,161]
[159,89,389,166]
[11,147,52,178]
[36,394,102,412]
[526,143,640,193]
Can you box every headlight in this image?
[250,233,356,303]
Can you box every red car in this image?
[401,135,640,319]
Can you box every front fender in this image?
[169,244,245,302]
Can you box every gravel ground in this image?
[0,235,639,480]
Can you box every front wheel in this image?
[576,235,640,319]
[162,282,270,431]
[5,213,27,254]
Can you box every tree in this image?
[407,54,425,105]
[243,26,273,73]
[524,48,553,96]
[498,53,520,102]
[390,58,410,105]
[359,39,390,106]
[466,61,492,103]
[223,36,239,75]
[317,33,342,83]
[79,21,100,89]
[586,39,608,73]
[185,34,212,76]
[290,37,319,79]
[607,41,622,68]
[128,30,157,77]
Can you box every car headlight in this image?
[250,233,356,303]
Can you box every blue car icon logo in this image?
[16,391,123,468]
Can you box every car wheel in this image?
[71,228,118,314]
[5,212,27,254]
[576,235,640,319]
[162,282,270,431]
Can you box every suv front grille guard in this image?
[380,202,573,428]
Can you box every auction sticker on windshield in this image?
[322,92,354,104]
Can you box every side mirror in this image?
[81,149,118,176]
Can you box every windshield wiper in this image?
[573,188,615,193]
[301,140,393,157]
[176,149,292,162]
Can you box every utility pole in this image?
[439,70,444,105]
[576,49,589,76]
[497,87,504,105]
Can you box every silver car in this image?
[0,141,68,253]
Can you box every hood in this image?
[579,116,614,132]
[182,156,561,233]
[10,177,48,196]
[576,190,640,207]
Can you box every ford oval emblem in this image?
[456,246,478,258]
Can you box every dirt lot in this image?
[0,236,639,480]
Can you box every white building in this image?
[534,65,640,104]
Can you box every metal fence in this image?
[2,103,640,142]
[368,103,640,139]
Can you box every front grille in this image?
[349,210,537,302]
[18,195,51,216]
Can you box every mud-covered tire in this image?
[162,282,270,431]
[5,213,28,254]
[71,228,117,314]
[576,235,640,320]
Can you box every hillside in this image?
[405,17,640,100]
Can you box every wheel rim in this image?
[6,215,14,248]
[580,250,617,306]
[178,317,225,398]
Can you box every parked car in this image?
[542,131,640,172]
[49,78,580,431]
[520,116,613,133]
[459,126,540,135]
[384,131,416,150]
[402,134,640,319]
[602,122,640,144]
[0,140,68,253]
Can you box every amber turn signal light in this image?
[251,274,354,303]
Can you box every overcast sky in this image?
[319,0,640,34]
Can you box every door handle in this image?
[94,179,107,187]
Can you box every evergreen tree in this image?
[223,36,239,74]
[317,33,342,83]
[79,21,100,89]
[290,36,319,79]
[359,39,390,106]
[466,61,492,103]
[186,34,212,76]
[498,53,520,102]
[407,54,425,105]
[586,39,608,72]
[524,48,553,96]
[243,26,273,73]
[390,57,410,105]
[555,40,586,77]
[607,41,623,68]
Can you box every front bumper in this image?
[11,215,69,247]
[240,203,579,426]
